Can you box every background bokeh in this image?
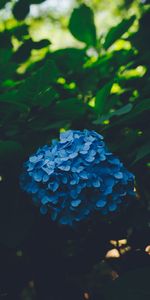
[0,0,150,299]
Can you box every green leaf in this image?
[0,0,8,9]
[32,87,58,107]
[105,99,150,128]
[104,16,136,49]
[0,49,18,84]
[95,81,114,115]
[0,100,30,113]
[69,4,97,46]
[51,48,86,73]
[17,60,59,105]
[131,98,150,117]
[10,24,29,40]
[133,142,150,163]
[13,38,50,62]
[0,140,24,162]
[32,39,51,49]
[12,0,30,20]
[0,100,30,127]
[29,98,85,131]
[94,103,133,124]
[55,98,85,120]
[31,120,68,131]
[0,31,12,48]
[111,103,133,116]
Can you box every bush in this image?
[0,1,149,299]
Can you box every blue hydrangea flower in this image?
[20,130,135,225]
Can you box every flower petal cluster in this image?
[20,130,135,225]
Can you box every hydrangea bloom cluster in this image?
[20,130,135,225]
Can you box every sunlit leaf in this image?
[104,16,136,49]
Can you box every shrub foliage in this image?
[0,1,150,299]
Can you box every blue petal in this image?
[70,179,77,185]
[38,189,46,198]
[99,154,106,161]
[32,171,43,182]
[59,150,67,157]
[72,165,84,173]
[59,215,72,225]
[92,179,101,188]
[71,199,81,207]
[42,174,49,182]
[69,152,78,159]
[48,181,59,192]
[52,139,58,146]
[108,203,117,211]
[51,209,58,221]
[76,185,82,194]
[104,186,113,195]
[85,155,95,162]
[108,157,120,164]
[31,184,38,193]
[41,196,50,204]
[58,164,70,171]
[96,199,107,208]
[27,162,34,171]
[40,206,48,215]
[49,195,58,204]
[90,149,96,156]
[105,177,115,187]
[70,190,78,199]
[47,161,55,168]
[29,156,38,163]
[52,181,59,192]
[60,130,73,142]
[83,142,91,151]
[79,171,88,179]
[80,150,88,154]
[62,176,68,184]
[114,172,123,179]
[42,166,54,175]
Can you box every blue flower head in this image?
[20,130,135,225]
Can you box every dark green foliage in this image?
[69,4,97,46]
[0,0,8,9]
[95,81,114,114]
[13,39,50,62]
[12,0,46,20]
[0,2,150,299]
[12,0,30,21]
[104,16,136,49]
